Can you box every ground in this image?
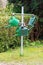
[0,46,43,65]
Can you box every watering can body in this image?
[16,26,29,36]
[6,16,20,28]
[9,16,19,26]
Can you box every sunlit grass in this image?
[0,47,43,63]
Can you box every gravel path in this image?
[0,61,43,65]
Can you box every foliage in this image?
[0,15,30,52]
[5,3,14,13]
[30,40,43,47]
[8,0,43,14]
[0,0,43,53]
[7,0,43,23]
[0,3,14,16]
[0,15,43,53]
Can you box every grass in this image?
[0,46,43,63]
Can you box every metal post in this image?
[20,6,24,56]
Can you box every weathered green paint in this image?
[16,26,28,36]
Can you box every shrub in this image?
[0,15,30,52]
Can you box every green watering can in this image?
[16,26,29,36]
[28,16,36,27]
[6,16,20,28]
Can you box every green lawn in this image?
[0,46,43,63]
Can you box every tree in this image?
[8,0,43,14]
[0,0,8,8]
